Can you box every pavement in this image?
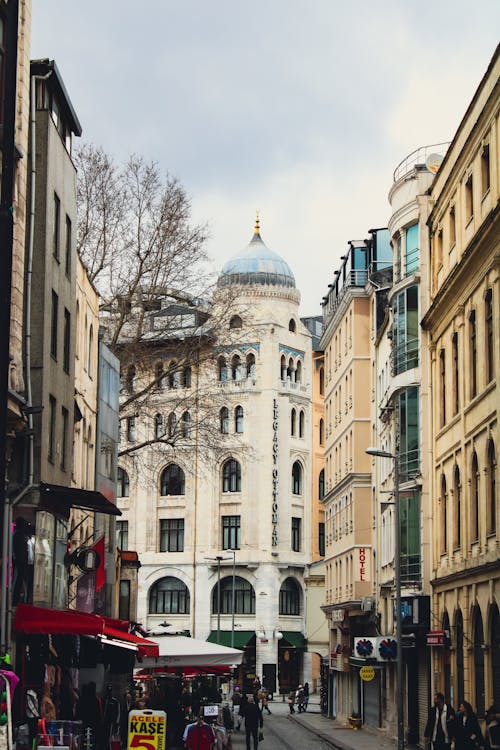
[275,694,396,750]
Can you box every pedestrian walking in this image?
[424,692,457,750]
[303,682,309,711]
[485,705,500,749]
[287,689,296,714]
[455,701,484,750]
[296,684,305,713]
[242,695,263,750]
[260,687,271,715]
[231,687,242,731]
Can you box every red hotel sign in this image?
[426,630,446,647]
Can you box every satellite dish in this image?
[425,153,444,174]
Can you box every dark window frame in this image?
[53,192,61,260]
[149,577,190,614]
[212,575,255,615]
[51,290,59,359]
[222,515,240,550]
[116,520,129,550]
[291,517,301,552]
[222,459,241,493]
[160,463,186,496]
[159,518,185,552]
[63,308,70,373]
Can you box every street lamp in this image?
[205,554,232,645]
[366,446,404,750]
[226,549,236,648]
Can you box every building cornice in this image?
[431,557,499,588]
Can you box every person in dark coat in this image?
[424,692,457,750]
[455,701,484,750]
[243,695,262,750]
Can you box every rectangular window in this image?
[48,395,56,463]
[65,215,72,275]
[436,229,443,266]
[465,174,473,222]
[449,205,456,247]
[405,223,419,275]
[63,308,70,373]
[160,519,184,552]
[53,193,60,259]
[51,290,59,359]
[439,349,446,427]
[452,333,459,415]
[393,286,419,375]
[319,522,325,557]
[481,144,490,196]
[400,490,421,584]
[291,517,301,552]
[116,520,129,551]
[60,406,68,470]
[118,580,130,620]
[398,387,419,479]
[222,516,240,550]
[126,416,136,442]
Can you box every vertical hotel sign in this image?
[272,398,279,546]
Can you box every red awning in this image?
[14,604,104,636]
[13,605,159,657]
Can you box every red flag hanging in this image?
[92,536,106,592]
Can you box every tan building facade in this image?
[422,47,500,715]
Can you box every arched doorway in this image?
[491,602,500,707]
[442,611,451,700]
[473,606,485,717]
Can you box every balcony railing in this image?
[392,142,450,183]
[324,269,368,321]
[392,336,419,375]
[400,554,421,587]
[399,448,420,481]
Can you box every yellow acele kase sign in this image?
[127,710,167,750]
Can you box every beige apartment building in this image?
[320,235,382,723]
[422,46,499,714]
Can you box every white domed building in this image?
[117,219,315,694]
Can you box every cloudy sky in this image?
[32,1,499,315]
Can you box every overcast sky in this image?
[31,1,499,315]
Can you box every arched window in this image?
[222,459,241,493]
[299,410,305,438]
[469,311,477,398]
[319,418,324,445]
[155,361,164,389]
[212,576,255,614]
[218,356,228,382]
[319,367,324,395]
[220,407,229,434]
[125,365,136,394]
[318,469,325,500]
[160,464,185,496]
[88,325,93,377]
[487,439,496,535]
[183,366,192,388]
[473,605,485,718]
[287,358,294,381]
[452,333,459,415]
[289,319,296,332]
[471,451,479,542]
[246,353,256,377]
[280,355,287,381]
[235,406,244,434]
[279,577,300,615]
[455,609,465,703]
[490,603,500,708]
[439,349,446,426]
[154,413,164,439]
[231,354,242,381]
[485,289,493,384]
[453,465,461,549]
[167,412,177,438]
[295,360,302,383]
[149,577,190,614]
[229,315,242,330]
[117,467,129,498]
[291,408,296,436]
[292,461,302,495]
[181,411,191,439]
[440,474,447,554]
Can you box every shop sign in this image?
[360,665,375,682]
[203,706,218,718]
[271,398,279,547]
[426,630,446,647]
[331,609,345,623]
[128,710,166,750]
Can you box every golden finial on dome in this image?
[254,210,260,236]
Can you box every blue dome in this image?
[218,224,295,289]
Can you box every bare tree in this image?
[76,144,250,461]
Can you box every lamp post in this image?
[366,447,404,750]
[205,554,232,645]
[227,549,236,648]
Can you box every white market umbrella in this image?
[136,635,243,668]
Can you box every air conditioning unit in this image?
[354,637,377,659]
[361,596,375,612]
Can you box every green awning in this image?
[281,631,307,649]
[207,631,255,649]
